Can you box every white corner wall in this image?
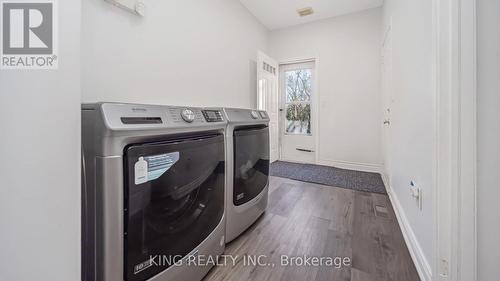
[0,1,81,281]
[81,0,268,108]
[382,0,434,279]
[477,0,500,280]
[269,8,383,171]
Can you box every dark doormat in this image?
[270,161,387,194]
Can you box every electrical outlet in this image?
[410,181,422,210]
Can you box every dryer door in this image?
[233,126,270,206]
[123,134,224,281]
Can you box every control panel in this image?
[92,103,229,131]
[223,108,270,123]
[166,107,204,124]
[202,110,224,123]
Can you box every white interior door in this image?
[257,51,279,163]
[279,61,316,164]
[381,24,393,179]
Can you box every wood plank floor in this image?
[204,176,420,281]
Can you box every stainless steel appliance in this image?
[223,108,270,242]
[81,103,226,281]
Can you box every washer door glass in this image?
[233,126,270,206]
[124,134,225,281]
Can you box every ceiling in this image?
[239,0,384,30]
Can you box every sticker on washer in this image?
[134,259,153,274]
[134,152,180,185]
[236,193,245,201]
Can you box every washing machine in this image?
[81,103,227,281]
[223,108,270,242]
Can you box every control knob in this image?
[181,108,196,123]
[250,110,259,119]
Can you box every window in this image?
[258,79,267,110]
[284,69,312,135]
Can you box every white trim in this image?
[382,175,433,281]
[257,51,280,163]
[279,57,318,65]
[380,172,391,195]
[434,0,477,280]
[456,0,477,279]
[433,0,447,279]
[317,158,383,173]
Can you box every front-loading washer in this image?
[81,103,227,281]
[222,108,270,243]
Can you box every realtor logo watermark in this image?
[1,0,58,69]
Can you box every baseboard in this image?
[381,172,391,194]
[316,158,383,173]
[383,174,432,281]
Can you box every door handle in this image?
[296,148,314,153]
[383,120,391,125]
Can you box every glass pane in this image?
[285,103,311,135]
[285,69,312,102]
[258,79,267,110]
[233,126,270,206]
[124,135,225,281]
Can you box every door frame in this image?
[257,51,279,163]
[277,56,320,164]
[434,0,477,280]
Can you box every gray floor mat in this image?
[269,161,387,194]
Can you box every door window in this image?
[284,68,312,135]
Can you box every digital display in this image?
[202,110,223,122]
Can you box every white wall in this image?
[82,0,268,108]
[382,0,434,277]
[0,1,81,281]
[269,8,383,171]
[477,0,500,280]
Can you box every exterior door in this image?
[257,51,279,163]
[279,61,316,164]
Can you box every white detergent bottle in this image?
[134,157,148,185]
